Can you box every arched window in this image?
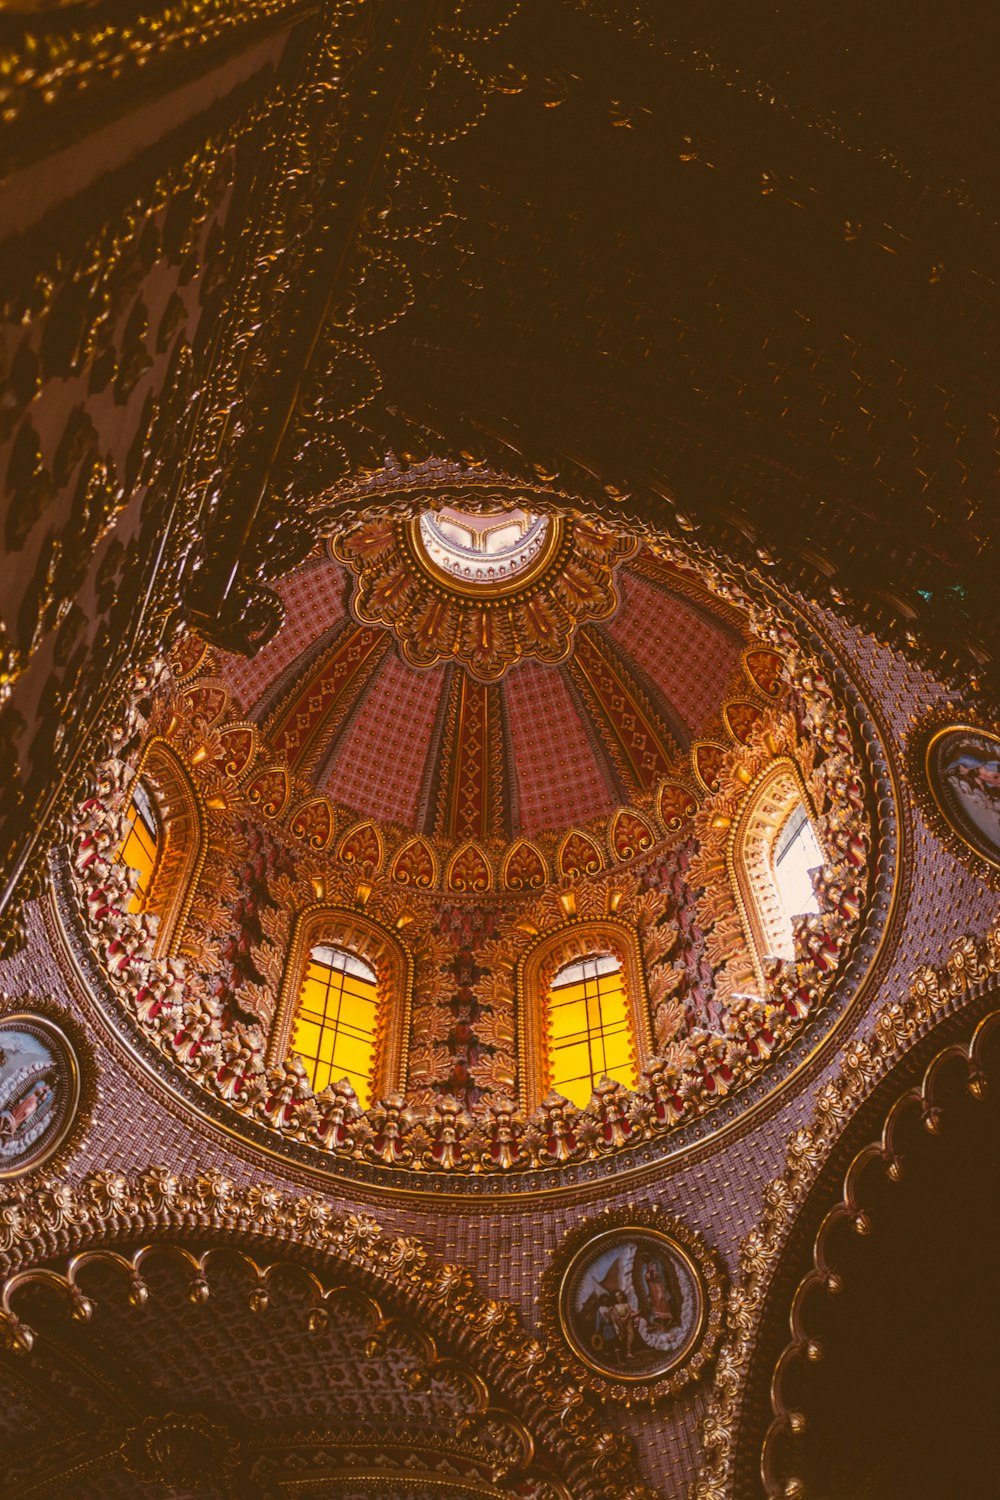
[772,801,823,922]
[116,779,159,914]
[517,919,653,1113]
[113,741,206,954]
[288,944,379,1105]
[547,952,637,1108]
[269,906,412,1106]
[731,758,826,984]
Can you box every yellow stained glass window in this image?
[289,944,378,1105]
[116,780,159,914]
[547,953,637,1108]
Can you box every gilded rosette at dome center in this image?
[334,508,636,681]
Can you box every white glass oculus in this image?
[418,505,552,587]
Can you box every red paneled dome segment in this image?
[204,499,754,846]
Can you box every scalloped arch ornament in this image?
[724,699,766,745]
[558,830,605,879]
[692,742,727,795]
[502,839,548,891]
[243,765,290,819]
[169,633,209,682]
[609,808,656,862]
[743,645,786,698]
[180,679,229,728]
[337,820,384,876]
[657,780,699,830]
[213,723,257,781]
[390,836,438,889]
[289,797,336,851]
[447,842,493,894]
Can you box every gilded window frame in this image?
[126,738,207,957]
[727,755,823,988]
[267,904,413,1102]
[516,917,654,1113]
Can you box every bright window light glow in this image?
[773,803,823,920]
[547,953,636,1108]
[419,505,550,585]
[116,780,158,914]
[289,945,378,1105]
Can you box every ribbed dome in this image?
[208,508,756,845]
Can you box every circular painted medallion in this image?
[926,725,1000,870]
[543,1210,725,1404]
[0,1012,81,1178]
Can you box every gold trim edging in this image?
[0,1190,655,1500]
[759,1004,1000,1499]
[541,1206,726,1408]
[692,912,1000,1500]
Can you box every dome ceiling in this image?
[205,502,753,847]
[67,540,889,1189]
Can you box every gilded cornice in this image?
[692,913,1000,1500]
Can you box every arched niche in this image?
[0,1218,578,1500]
[728,755,823,987]
[516,917,654,1113]
[0,1194,622,1499]
[267,904,413,1103]
[758,1010,1000,1500]
[127,737,208,957]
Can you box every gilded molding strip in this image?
[760,1005,1000,1499]
[692,913,1000,1500]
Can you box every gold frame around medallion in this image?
[541,1205,726,1407]
[404,510,568,601]
[923,722,1000,875]
[0,1002,89,1182]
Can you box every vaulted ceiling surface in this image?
[0,1246,554,1498]
[618,0,1000,202]
[346,0,1000,676]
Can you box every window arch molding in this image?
[126,738,207,957]
[267,904,413,1102]
[516,917,655,1113]
[727,754,825,987]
